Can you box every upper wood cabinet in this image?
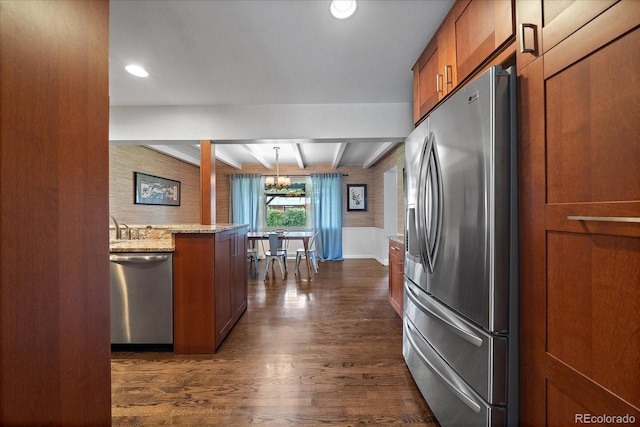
[454,0,513,82]
[413,0,514,124]
[516,0,618,69]
[413,11,457,123]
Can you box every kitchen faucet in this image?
[110,215,120,240]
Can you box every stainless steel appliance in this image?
[403,66,518,426]
[110,252,173,345]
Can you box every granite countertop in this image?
[109,239,175,253]
[109,223,249,252]
[388,235,405,245]
[166,223,248,233]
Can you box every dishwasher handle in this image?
[109,254,170,263]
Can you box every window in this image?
[264,179,309,229]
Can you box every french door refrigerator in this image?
[403,65,518,426]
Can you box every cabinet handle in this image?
[567,215,640,224]
[436,74,443,93]
[519,23,537,54]
[444,65,453,86]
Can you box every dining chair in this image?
[295,230,319,274]
[247,242,259,273]
[262,232,288,280]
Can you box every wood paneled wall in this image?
[109,145,200,224]
[0,1,111,424]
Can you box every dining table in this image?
[247,230,316,279]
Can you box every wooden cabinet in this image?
[173,227,249,354]
[1,1,111,424]
[413,0,515,124]
[413,13,457,123]
[454,0,513,82]
[516,0,618,70]
[517,2,640,424]
[215,227,248,346]
[388,239,404,318]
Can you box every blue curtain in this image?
[311,173,343,260]
[229,174,262,231]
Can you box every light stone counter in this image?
[109,223,248,252]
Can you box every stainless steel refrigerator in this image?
[403,65,518,426]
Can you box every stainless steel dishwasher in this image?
[110,252,173,345]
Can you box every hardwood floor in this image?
[111,259,437,425]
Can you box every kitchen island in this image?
[109,224,249,354]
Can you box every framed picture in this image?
[134,172,181,206]
[346,184,367,211]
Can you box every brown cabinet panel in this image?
[388,240,404,317]
[517,57,548,426]
[518,3,640,423]
[233,227,249,319]
[413,39,441,123]
[546,354,640,426]
[546,30,640,204]
[173,234,216,354]
[215,232,234,347]
[516,0,617,69]
[414,0,514,124]
[547,232,640,407]
[174,227,249,354]
[455,0,513,82]
[0,1,111,424]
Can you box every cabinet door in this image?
[388,240,404,318]
[518,3,640,424]
[455,0,513,82]
[413,37,441,124]
[173,234,216,354]
[232,228,248,321]
[516,0,617,69]
[438,12,457,97]
[214,231,234,348]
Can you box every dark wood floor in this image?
[111,259,436,425]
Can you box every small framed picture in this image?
[346,184,367,211]
[134,172,181,206]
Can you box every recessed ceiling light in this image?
[125,64,149,78]
[330,0,357,19]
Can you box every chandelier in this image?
[265,146,290,189]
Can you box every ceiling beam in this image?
[242,144,272,169]
[146,145,200,166]
[332,143,348,169]
[363,142,397,169]
[293,143,305,169]
[215,151,242,169]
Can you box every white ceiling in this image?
[109,0,454,168]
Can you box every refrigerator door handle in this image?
[406,281,483,347]
[417,132,444,273]
[406,320,483,413]
[416,135,430,271]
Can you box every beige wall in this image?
[109,144,405,230]
[371,143,405,234]
[109,146,200,224]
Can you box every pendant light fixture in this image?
[265,147,290,190]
